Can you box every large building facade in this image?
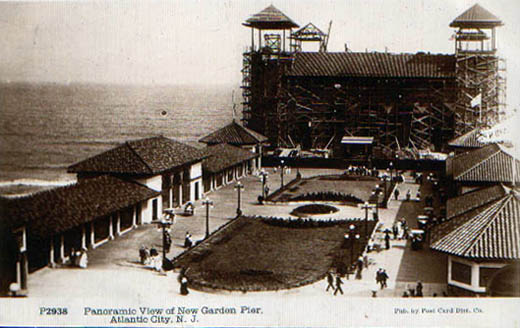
[241,4,505,158]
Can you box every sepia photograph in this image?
[1,0,519,326]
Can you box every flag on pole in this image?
[471,93,481,108]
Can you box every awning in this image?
[341,136,374,145]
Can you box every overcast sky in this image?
[1,0,519,109]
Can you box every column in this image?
[90,222,95,248]
[471,262,479,290]
[21,253,28,290]
[81,225,87,249]
[178,184,183,206]
[16,258,21,287]
[49,239,55,267]
[116,213,121,236]
[132,206,137,228]
[109,216,114,240]
[59,234,65,263]
[258,145,262,169]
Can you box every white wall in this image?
[447,255,507,294]
[190,162,202,180]
[190,177,202,201]
[136,175,162,192]
[139,196,162,224]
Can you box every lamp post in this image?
[202,197,213,238]
[344,224,360,265]
[153,209,175,268]
[389,161,394,183]
[259,169,268,199]
[371,191,379,220]
[361,201,371,239]
[234,181,244,216]
[382,174,389,207]
[279,160,286,189]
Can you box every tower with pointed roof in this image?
[451,4,506,135]
[241,5,299,146]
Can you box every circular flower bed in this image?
[291,204,339,217]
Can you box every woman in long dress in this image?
[78,250,88,269]
[180,276,189,295]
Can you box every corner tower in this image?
[241,5,298,146]
[451,4,506,135]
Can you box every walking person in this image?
[394,188,400,201]
[334,275,344,295]
[392,222,399,240]
[356,256,364,279]
[180,276,189,295]
[184,232,193,248]
[376,268,382,288]
[381,269,389,289]
[416,281,423,297]
[403,226,410,240]
[164,228,172,254]
[385,232,391,250]
[326,271,335,292]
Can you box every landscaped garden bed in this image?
[290,204,339,217]
[173,216,376,292]
[268,174,380,204]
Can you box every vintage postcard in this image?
[0,0,519,326]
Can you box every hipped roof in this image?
[1,175,159,238]
[431,191,520,260]
[450,143,520,183]
[199,121,268,146]
[68,136,207,175]
[450,4,503,28]
[202,144,258,173]
[446,184,508,220]
[288,52,456,79]
[243,5,299,29]
[448,128,487,149]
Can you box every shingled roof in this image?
[446,184,508,220]
[243,5,299,29]
[448,128,487,149]
[288,52,456,79]
[202,144,258,173]
[68,136,207,175]
[450,143,520,183]
[199,121,268,146]
[1,175,159,239]
[450,4,503,28]
[431,191,520,260]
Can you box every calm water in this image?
[0,82,236,195]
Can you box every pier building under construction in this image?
[241,4,506,159]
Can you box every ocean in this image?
[0,82,236,196]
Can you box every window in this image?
[479,267,500,287]
[451,261,472,285]
[152,199,158,221]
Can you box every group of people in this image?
[325,271,345,296]
[392,218,410,241]
[70,248,88,268]
[405,189,421,201]
[402,281,424,297]
[139,246,163,271]
[346,165,378,177]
